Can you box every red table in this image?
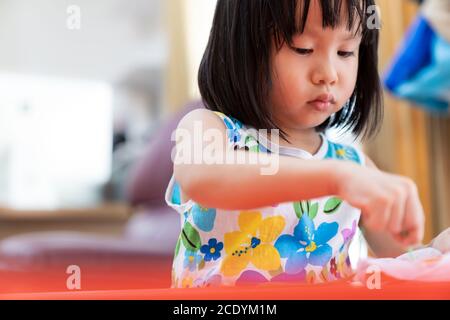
[1,269,449,300]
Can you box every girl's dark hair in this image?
[198,0,383,142]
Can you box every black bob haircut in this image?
[198,0,383,142]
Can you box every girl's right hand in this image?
[335,161,425,247]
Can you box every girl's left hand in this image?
[430,228,450,254]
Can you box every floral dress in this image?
[165,111,366,288]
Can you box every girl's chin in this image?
[276,112,332,130]
[296,116,331,129]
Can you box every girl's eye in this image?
[338,51,355,58]
[293,48,313,55]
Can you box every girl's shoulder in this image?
[177,108,250,148]
[212,111,268,152]
[177,109,247,145]
[178,108,227,131]
[211,111,244,130]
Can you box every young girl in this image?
[165,0,440,288]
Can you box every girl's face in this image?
[270,0,362,132]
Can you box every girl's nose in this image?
[311,62,338,86]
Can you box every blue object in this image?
[383,16,434,92]
[395,36,450,112]
[383,15,449,113]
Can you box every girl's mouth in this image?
[308,100,332,112]
[307,94,336,112]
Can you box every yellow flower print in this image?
[333,144,360,163]
[181,276,194,288]
[337,253,346,274]
[336,148,346,157]
[319,266,331,283]
[221,211,285,277]
[337,252,354,278]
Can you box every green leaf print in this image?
[181,222,202,252]
[300,201,308,215]
[174,235,182,258]
[308,202,319,219]
[293,202,303,219]
[324,197,343,214]
[294,200,319,219]
[245,135,259,152]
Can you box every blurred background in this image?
[0,0,448,291]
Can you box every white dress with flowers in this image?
[165,111,367,288]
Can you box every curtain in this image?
[163,0,190,114]
[163,0,217,114]
[427,116,450,235]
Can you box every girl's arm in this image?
[173,109,341,210]
[174,109,424,248]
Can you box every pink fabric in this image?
[356,248,450,282]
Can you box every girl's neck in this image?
[267,127,323,155]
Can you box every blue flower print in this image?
[191,204,216,232]
[274,215,338,274]
[335,145,360,162]
[183,250,202,271]
[222,115,243,143]
[326,142,361,163]
[200,238,223,262]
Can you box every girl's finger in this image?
[388,190,406,236]
[400,192,425,245]
[363,204,389,231]
[376,195,393,231]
